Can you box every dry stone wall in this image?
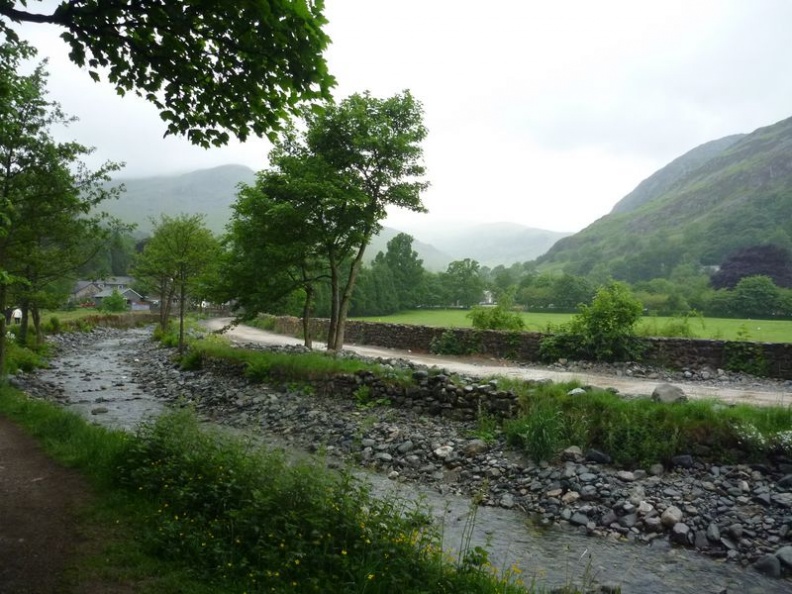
[269,317,792,380]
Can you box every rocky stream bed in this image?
[10,326,792,593]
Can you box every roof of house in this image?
[94,287,143,299]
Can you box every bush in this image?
[540,282,644,362]
[467,293,525,332]
[44,315,62,334]
[4,341,45,373]
[99,289,129,313]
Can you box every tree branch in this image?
[0,6,60,25]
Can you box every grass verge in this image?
[0,385,533,594]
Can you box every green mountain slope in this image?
[104,164,257,233]
[610,134,745,215]
[538,116,792,281]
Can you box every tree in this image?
[0,0,334,146]
[711,244,792,290]
[376,233,425,311]
[441,259,484,307]
[731,275,781,318]
[0,40,121,372]
[228,91,428,350]
[223,161,339,347]
[132,214,219,353]
[549,274,594,310]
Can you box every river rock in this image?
[776,545,792,568]
[754,554,782,578]
[671,522,691,544]
[651,383,688,403]
[585,448,611,464]
[463,439,488,456]
[661,505,683,527]
[434,445,454,459]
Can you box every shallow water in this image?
[37,328,791,593]
[37,329,165,430]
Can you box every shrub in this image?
[44,315,62,334]
[99,289,129,313]
[467,292,525,332]
[539,282,644,362]
[429,329,480,356]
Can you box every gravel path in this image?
[204,318,792,407]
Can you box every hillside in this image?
[538,115,792,281]
[104,164,257,233]
[609,134,745,215]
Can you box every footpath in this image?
[204,318,792,407]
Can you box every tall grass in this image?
[116,410,531,593]
[500,380,792,467]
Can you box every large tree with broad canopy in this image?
[0,0,335,146]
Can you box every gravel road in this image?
[203,318,792,408]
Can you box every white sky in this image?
[12,0,792,233]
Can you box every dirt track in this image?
[204,318,792,408]
[0,416,90,594]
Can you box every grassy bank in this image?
[352,309,792,342]
[0,387,532,593]
[491,378,792,467]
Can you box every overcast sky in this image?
[13,0,792,233]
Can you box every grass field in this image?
[353,309,792,343]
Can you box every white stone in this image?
[433,445,454,459]
[661,505,683,527]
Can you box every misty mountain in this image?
[538,115,792,281]
[104,164,256,233]
[102,165,570,270]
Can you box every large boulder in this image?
[651,383,688,404]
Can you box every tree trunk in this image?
[32,306,43,346]
[326,260,340,351]
[18,299,29,346]
[158,277,170,331]
[301,284,314,349]
[178,279,186,354]
[0,284,7,380]
[329,241,369,351]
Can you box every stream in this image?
[32,328,790,593]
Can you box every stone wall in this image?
[269,317,792,380]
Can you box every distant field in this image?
[353,309,792,343]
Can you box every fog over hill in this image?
[103,165,571,269]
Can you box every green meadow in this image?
[353,309,792,343]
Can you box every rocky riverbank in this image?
[14,327,792,583]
